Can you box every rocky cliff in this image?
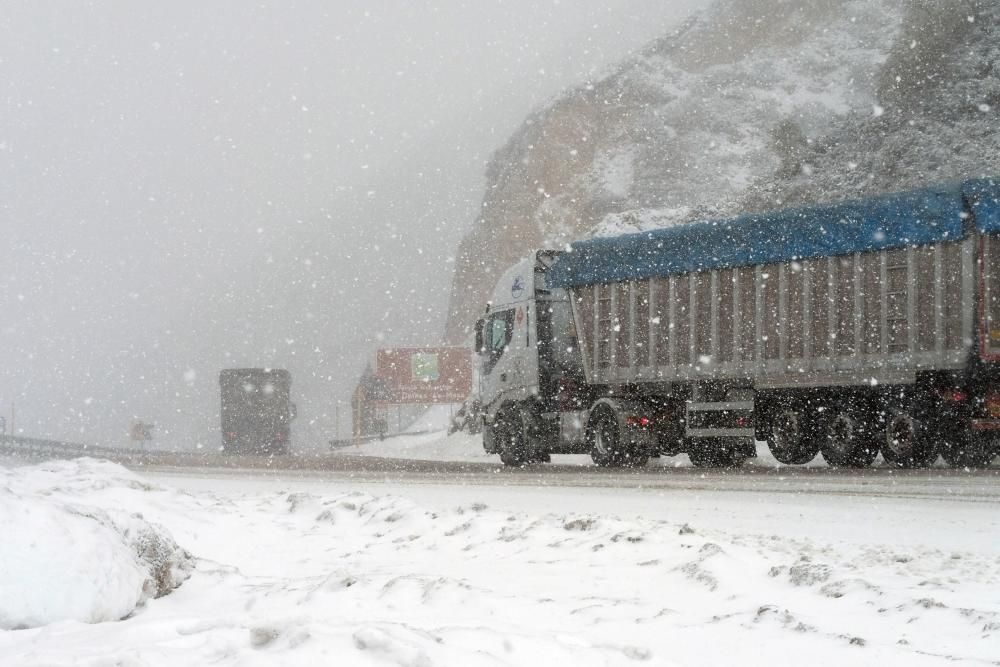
[445,0,999,344]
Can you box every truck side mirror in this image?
[474,319,485,354]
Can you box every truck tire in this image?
[766,409,820,465]
[941,433,995,468]
[495,409,530,467]
[587,407,649,468]
[519,405,554,464]
[588,407,620,467]
[880,409,937,468]
[820,404,879,468]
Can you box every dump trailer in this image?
[474,178,1000,468]
[219,368,296,454]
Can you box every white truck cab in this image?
[476,255,543,413]
[474,250,657,466]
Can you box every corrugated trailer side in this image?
[549,178,1000,468]
[560,184,976,389]
[570,239,974,388]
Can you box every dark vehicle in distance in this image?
[219,368,296,454]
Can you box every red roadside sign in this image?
[375,347,472,404]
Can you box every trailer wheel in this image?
[941,433,995,468]
[766,409,820,465]
[821,405,879,468]
[880,410,937,468]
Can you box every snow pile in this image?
[349,429,492,461]
[402,403,457,433]
[2,460,998,665]
[0,459,193,629]
[187,491,1000,665]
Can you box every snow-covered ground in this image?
[2,445,999,665]
[0,460,193,632]
[344,428,495,462]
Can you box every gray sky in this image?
[1,1,708,448]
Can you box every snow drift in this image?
[2,454,998,664]
[0,459,193,629]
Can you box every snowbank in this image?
[2,456,998,665]
[402,403,458,433]
[347,429,493,461]
[0,459,193,629]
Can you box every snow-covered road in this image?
[147,462,1000,555]
[3,432,999,666]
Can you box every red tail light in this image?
[987,393,1000,418]
[626,415,652,428]
[939,389,968,403]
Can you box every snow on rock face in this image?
[446,0,1000,345]
[740,0,1000,212]
[445,0,908,343]
[0,459,193,629]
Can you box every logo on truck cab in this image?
[511,275,526,299]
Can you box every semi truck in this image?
[474,178,1000,469]
[219,368,296,454]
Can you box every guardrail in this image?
[0,434,318,469]
[0,434,181,465]
[1,431,454,471]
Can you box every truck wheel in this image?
[587,407,648,467]
[880,410,937,468]
[588,408,621,467]
[821,405,879,468]
[766,409,819,465]
[495,409,529,467]
[519,406,553,464]
[941,433,995,468]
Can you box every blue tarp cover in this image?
[547,181,995,289]
[965,177,1000,234]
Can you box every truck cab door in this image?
[478,309,516,408]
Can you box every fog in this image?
[1,1,708,449]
